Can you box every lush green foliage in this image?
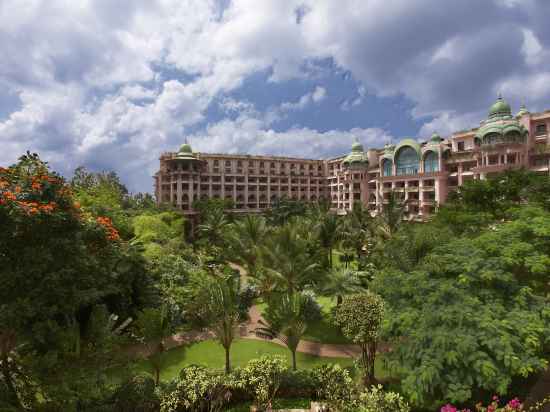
[334,292,385,385]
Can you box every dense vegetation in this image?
[1,153,549,411]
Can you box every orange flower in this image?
[14,186,21,193]
[74,201,81,209]
[0,180,8,189]
[31,182,42,191]
[3,192,16,201]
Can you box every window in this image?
[382,159,393,176]
[424,151,439,173]
[395,146,419,175]
[536,124,547,136]
[457,141,465,151]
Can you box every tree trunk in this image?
[1,357,23,410]
[336,295,343,306]
[291,350,297,371]
[225,346,231,374]
[361,341,377,387]
[155,366,160,386]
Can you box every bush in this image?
[354,385,410,412]
[160,366,231,412]
[301,290,323,322]
[110,373,160,412]
[312,364,354,403]
[232,356,288,410]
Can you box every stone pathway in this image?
[525,367,550,411]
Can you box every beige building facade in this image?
[154,97,550,218]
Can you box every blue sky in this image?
[1,0,550,192]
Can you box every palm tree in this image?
[340,202,375,264]
[317,212,340,268]
[377,191,407,240]
[320,268,363,305]
[134,306,172,385]
[227,215,267,278]
[260,224,319,295]
[202,274,242,374]
[197,207,229,248]
[255,292,308,370]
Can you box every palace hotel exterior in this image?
[154,96,550,218]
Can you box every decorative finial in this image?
[497,92,502,100]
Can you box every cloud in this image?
[2,0,550,193]
[280,86,327,111]
[189,112,391,159]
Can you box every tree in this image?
[317,212,340,268]
[259,224,320,295]
[255,292,309,370]
[227,215,267,277]
[134,306,173,385]
[197,206,230,250]
[334,292,385,386]
[320,268,363,305]
[193,272,244,374]
[373,207,550,406]
[376,191,407,240]
[0,153,137,408]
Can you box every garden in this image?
[1,153,550,411]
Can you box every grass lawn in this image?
[131,338,388,382]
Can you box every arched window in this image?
[396,147,419,175]
[382,159,393,176]
[424,151,439,173]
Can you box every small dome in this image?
[179,143,192,153]
[489,96,511,119]
[516,103,529,117]
[430,132,442,143]
[351,140,364,152]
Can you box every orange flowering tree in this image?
[0,153,147,409]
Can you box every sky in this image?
[2,0,550,193]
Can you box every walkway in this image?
[230,262,362,358]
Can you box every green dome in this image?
[489,96,511,119]
[516,104,529,117]
[179,143,192,153]
[351,140,364,152]
[430,132,442,143]
[342,139,368,167]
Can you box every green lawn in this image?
[131,338,387,382]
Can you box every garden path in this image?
[229,262,363,358]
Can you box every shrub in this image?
[311,364,354,403]
[355,385,410,412]
[301,290,323,322]
[160,365,231,412]
[111,373,160,412]
[232,356,288,410]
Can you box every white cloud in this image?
[280,86,327,111]
[189,113,390,159]
[2,0,550,193]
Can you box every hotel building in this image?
[154,97,550,218]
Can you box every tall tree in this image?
[194,272,243,374]
[334,292,385,386]
[317,212,340,268]
[374,206,550,406]
[260,224,319,294]
[134,306,173,385]
[227,215,267,277]
[255,292,308,370]
[377,191,407,240]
